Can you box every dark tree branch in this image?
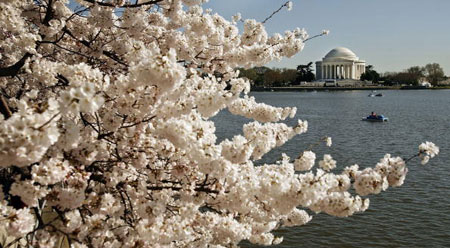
[120,115,155,129]
[81,0,164,8]
[80,113,99,133]
[0,0,56,79]
[261,1,290,24]
[33,207,45,229]
[62,27,129,67]
[0,53,32,78]
[56,74,70,86]
[42,0,54,26]
[102,50,128,67]
[14,75,28,99]
[147,185,220,194]
[0,95,12,119]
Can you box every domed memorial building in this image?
[315,47,366,80]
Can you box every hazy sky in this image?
[203,0,450,75]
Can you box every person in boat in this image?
[368,112,382,120]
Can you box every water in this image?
[212,90,450,248]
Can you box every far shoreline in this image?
[251,85,450,92]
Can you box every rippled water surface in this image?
[212,90,450,248]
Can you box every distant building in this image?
[315,47,366,81]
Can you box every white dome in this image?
[324,47,358,60]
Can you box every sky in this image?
[203,0,450,75]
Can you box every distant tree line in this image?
[238,63,315,87]
[239,62,447,87]
[362,63,447,86]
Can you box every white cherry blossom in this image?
[0,1,439,247]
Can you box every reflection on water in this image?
[212,90,450,248]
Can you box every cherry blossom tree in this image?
[0,0,439,247]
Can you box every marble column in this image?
[350,63,356,79]
[350,64,353,79]
[342,65,345,79]
[328,65,331,79]
[328,65,333,79]
[337,65,340,79]
[335,65,339,79]
[334,65,337,79]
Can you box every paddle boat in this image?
[362,114,388,122]
[368,92,383,97]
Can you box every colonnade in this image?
[321,64,365,80]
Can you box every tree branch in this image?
[0,95,12,119]
[147,185,220,194]
[81,0,164,8]
[261,1,290,24]
[0,53,32,78]
[42,0,54,26]
[61,27,129,67]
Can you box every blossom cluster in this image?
[0,98,60,167]
[419,141,439,165]
[0,0,439,247]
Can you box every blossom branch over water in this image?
[0,0,439,247]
